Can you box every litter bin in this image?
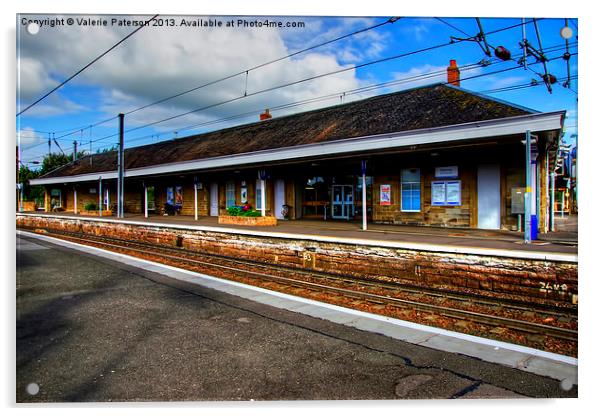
[530,215,538,241]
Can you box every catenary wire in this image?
[17,14,159,117]
[27,17,401,139]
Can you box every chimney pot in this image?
[447,59,460,87]
[260,109,272,121]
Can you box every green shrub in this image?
[226,205,261,217]
[241,210,261,217]
[226,206,242,216]
[84,202,97,211]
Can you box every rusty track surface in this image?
[18,226,578,347]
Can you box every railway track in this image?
[19,226,578,353]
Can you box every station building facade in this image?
[31,83,565,232]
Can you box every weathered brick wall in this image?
[16,214,577,305]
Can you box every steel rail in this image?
[20,226,577,342]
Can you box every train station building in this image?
[30,82,565,233]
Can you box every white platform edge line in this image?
[18,229,578,367]
[16,214,578,263]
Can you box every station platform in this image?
[17,230,578,389]
[19,211,577,259]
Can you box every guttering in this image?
[31,111,564,185]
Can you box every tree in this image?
[18,165,43,203]
[39,152,85,175]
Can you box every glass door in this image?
[331,185,354,219]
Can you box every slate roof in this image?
[39,84,534,179]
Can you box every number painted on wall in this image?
[538,282,569,293]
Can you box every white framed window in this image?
[226,181,236,208]
[50,189,62,208]
[255,179,263,210]
[401,168,421,212]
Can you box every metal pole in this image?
[19,183,24,212]
[74,187,77,214]
[361,160,367,231]
[144,183,148,218]
[544,152,549,232]
[117,113,125,218]
[550,171,555,231]
[98,178,103,217]
[524,130,532,243]
[522,18,528,70]
[261,179,266,217]
[194,181,198,221]
[73,140,78,162]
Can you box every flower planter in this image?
[218,215,277,226]
[21,201,37,212]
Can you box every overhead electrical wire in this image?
[25,46,575,164]
[122,16,403,116]
[85,18,539,146]
[85,51,574,153]
[22,18,538,146]
[25,17,401,140]
[22,19,574,164]
[16,14,159,117]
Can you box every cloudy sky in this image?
[16,14,578,166]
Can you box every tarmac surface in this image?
[16,234,577,402]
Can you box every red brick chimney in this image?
[259,109,272,121]
[447,59,460,87]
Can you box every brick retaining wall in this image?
[16,214,577,305]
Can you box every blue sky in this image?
[16,15,578,167]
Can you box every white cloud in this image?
[17,57,57,101]
[17,127,45,150]
[17,15,364,130]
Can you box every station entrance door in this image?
[331,184,354,219]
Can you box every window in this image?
[255,179,263,210]
[226,181,236,208]
[431,180,462,206]
[50,189,62,208]
[401,168,421,212]
[147,186,156,211]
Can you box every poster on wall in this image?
[445,181,461,206]
[175,186,183,207]
[166,187,174,205]
[241,184,248,204]
[431,180,461,206]
[380,184,391,205]
[431,181,446,205]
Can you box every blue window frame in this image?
[401,168,421,212]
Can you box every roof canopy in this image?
[32,84,564,185]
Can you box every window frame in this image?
[255,179,263,210]
[226,181,236,208]
[400,168,421,212]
